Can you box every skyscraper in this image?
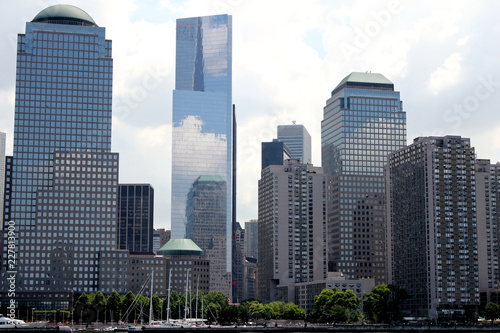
[0,132,5,226]
[321,72,406,285]
[1,5,125,306]
[258,159,326,303]
[474,159,500,305]
[386,136,479,318]
[117,184,154,253]
[261,139,291,169]
[171,14,233,296]
[244,219,259,259]
[277,124,312,164]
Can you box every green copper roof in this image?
[32,5,97,26]
[196,175,225,183]
[158,239,205,256]
[331,72,394,96]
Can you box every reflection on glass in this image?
[171,14,233,296]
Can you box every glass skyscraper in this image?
[321,72,406,285]
[171,14,233,296]
[1,5,126,300]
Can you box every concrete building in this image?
[158,239,210,296]
[117,184,154,253]
[258,159,327,303]
[244,220,258,259]
[321,72,406,285]
[475,159,500,305]
[277,125,311,164]
[128,253,168,297]
[294,272,375,314]
[386,136,479,319]
[171,14,234,297]
[153,228,171,254]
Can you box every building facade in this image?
[258,159,327,303]
[294,272,375,314]
[117,184,154,253]
[0,132,5,226]
[232,222,245,303]
[1,4,123,307]
[261,139,291,170]
[475,159,500,306]
[157,239,210,296]
[277,124,311,164]
[171,14,233,297]
[153,228,171,254]
[244,220,258,259]
[321,72,406,285]
[386,136,479,318]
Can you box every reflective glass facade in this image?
[321,72,406,285]
[2,9,121,295]
[118,184,154,253]
[171,15,233,296]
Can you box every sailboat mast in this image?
[166,268,172,323]
[195,275,200,320]
[184,268,190,319]
[149,270,154,325]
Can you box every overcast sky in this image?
[1,0,499,230]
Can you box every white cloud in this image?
[428,53,463,95]
[2,0,500,228]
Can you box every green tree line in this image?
[73,290,305,324]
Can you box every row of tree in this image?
[73,290,305,324]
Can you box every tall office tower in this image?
[244,219,258,259]
[475,159,500,305]
[386,136,479,319]
[0,132,5,226]
[321,72,406,285]
[117,184,154,253]
[1,5,121,306]
[258,159,327,303]
[261,139,292,169]
[277,124,312,164]
[171,14,233,296]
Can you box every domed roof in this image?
[158,239,205,256]
[32,5,97,26]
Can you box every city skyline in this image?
[1,1,500,229]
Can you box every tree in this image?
[151,295,162,322]
[484,303,500,322]
[167,291,180,320]
[282,302,306,320]
[312,288,361,323]
[121,291,137,323]
[363,284,410,323]
[74,293,92,323]
[203,291,227,322]
[90,291,106,323]
[106,291,122,323]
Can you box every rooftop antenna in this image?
[292,120,296,125]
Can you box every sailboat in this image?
[143,270,189,330]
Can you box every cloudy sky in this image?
[1,0,499,230]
